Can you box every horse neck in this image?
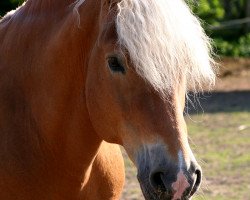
[0,0,102,187]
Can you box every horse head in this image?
[83,0,215,199]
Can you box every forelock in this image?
[116,0,216,94]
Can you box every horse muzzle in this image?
[135,145,202,200]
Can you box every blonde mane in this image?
[78,0,216,93]
[116,0,216,93]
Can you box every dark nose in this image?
[149,163,202,198]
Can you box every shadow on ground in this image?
[185,91,250,114]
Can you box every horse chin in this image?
[137,174,171,200]
[138,182,173,200]
[138,181,158,200]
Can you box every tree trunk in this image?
[223,0,232,19]
[246,0,250,33]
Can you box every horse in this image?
[0,0,215,199]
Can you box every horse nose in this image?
[149,162,202,199]
[189,163,202,196]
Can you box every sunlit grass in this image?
[188,112,250,200]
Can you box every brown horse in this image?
[0,0,215,199]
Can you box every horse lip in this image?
[137,174,173,200]
[137,174,156,199]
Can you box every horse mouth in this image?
[137,174,192,200]
[137,175,173,200]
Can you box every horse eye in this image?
[107,56,125,74]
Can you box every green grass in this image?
[187,112,250,200]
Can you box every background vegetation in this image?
[0,0,23,16]
[190,0,250,57]
[0,0,250,57]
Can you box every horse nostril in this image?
[190,168,202,196]
[195,169,202,186]
[150,171,166,190]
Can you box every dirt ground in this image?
[215,57,250,91]
[120,57,250,200]
[187,57,250,114]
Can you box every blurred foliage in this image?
[214,34,250,57]
[0,0,250,57]
[191,0,225,25]
[190,0,250,57]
